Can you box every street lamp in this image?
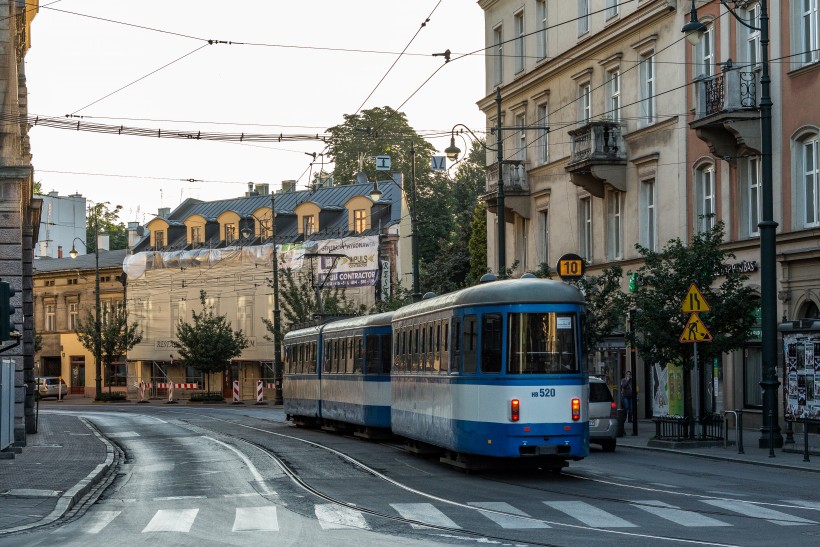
[683,0,781,447]
[69,209,102,399]
[240,199,283,405]
[445,88,547,278]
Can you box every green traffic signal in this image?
[0,280,16,341]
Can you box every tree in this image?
[173,290,249,392]
[87,202,128,252]
[75,305,142,396]
[628,222,758,418]
[466,201,488,285]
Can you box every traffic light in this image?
[0,280,16,341]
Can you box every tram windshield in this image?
[507,312,579,374]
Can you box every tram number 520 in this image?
[532,388,556,398]
[556,253,585,280]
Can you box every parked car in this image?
[589,376,617,452]
[36,377,68,399]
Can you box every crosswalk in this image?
[64,498,817,535]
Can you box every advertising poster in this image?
[782,334,820,420]
[651,363,670,416]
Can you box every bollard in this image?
[737,409,744,455]
[804,413,811,463]
[165,382,178,404]
[232,380,244,405]
[58,379,62,402]
[254,380,267,405]
[768,411,775,458]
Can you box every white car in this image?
[36,377,68,399]
[589,376,617,452]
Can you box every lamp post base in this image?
[758,428,784,449]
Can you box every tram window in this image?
[365,335,377,374]
[481,314,503,373]
[507,313,579,374]
[284,346,291,374]
[333,339,340,373]
[341,339,348,373]
[323,341,331,372]
[433,322,441,372]
[380,333,392,374]
[450,318,460,373]
[354,337,363,373]
[309,342,316,373]
[420,327,427,372]
[462,315,478,373]
[427,324,434,373]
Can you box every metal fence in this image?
[653,413,724,441]
[1,359,14,453]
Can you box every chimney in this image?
[255,183,270,195]
[281,180,296,193]
[97,233,110,252]
[58,245,62,258]
[245,182,258,197]
[158,207,171,218]
[127,222,142,250]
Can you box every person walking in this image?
[620,370,633,423]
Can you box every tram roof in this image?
[322,311,394,334]
[393,278,585,321]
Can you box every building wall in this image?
[34,192,86,258]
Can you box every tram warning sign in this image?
[680,313,713,343]
[680,284,710,313]
[556,253,585,280]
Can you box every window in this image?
[641,180,657,251]
[462,315,478,374]
[540,208,549,267]
[68,302,78,331]
[154,230,165,249]
[171,300,185,334]
[606,69,621,121]
[67,278,77,285]
[746,157,761,237]
[798,0,819,65]
[190,226,202,245]
[353,209,366,233]
[493,25,503,85]
[515,113,527,162]
[695,24,715,77]
[224,223,236,243]
[801,135,820,226]
[606,0,619,20]
[606,190,623,260]
[481,314,503,373]
[746,3,761,67]
[514,11,525,73]
[696,166,716,233]
[579,83,591,124]
[507,313,579,374]
[578,0,589,36]
[580,197,592,261]
[45,304,56,331]
[303,215,315,236]
[260,219,272,240]
[238,297,253,337]
[743,344,763,408]
[537,103,549,163]
[638,51,656,126]
[536,0,547,59]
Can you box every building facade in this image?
[34,191,87,259]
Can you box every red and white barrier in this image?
[138,381,145,401]
[232,380,242,404]
[265,383,276,389]
[256,380,264,403]
[168,381,175,402]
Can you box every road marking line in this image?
[701,500,816,526]
[469,502,550,529]
[223,493,259,498]
[153,495,207,501]
[390,503,460,529]
[84,510,121,534]
[203,436,273,496]
[107,431,140,438]
[631,500,731,527]
[782,499,820,509]
[142,508,199,533]
[315,504,369,530]
[232,506,279,532]
[543,501,637,528]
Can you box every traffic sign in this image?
[680,313,713,343]
[680,284,710,313]
[375,155,391,171]
[431,156,446,171]
[556,253,585,280]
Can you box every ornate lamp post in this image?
[682,0,781,447]
[69,208,102,398]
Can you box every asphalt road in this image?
[8,405,820,546]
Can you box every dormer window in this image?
[303,215,315,236]
[353,209,366,233]
[154,230,165,248]
[191,226,202,245]
[225,223,237,243]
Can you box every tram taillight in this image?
[510,399,520,422]
[571,398,581,421]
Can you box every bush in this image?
[96,391,127,402]
[189,392,225,402]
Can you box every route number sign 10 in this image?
[557,253,585,280]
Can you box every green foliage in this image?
[372,281,413,313]
[33,180,42,194]
[629,221,758,368]
[173,291,249,391]
[75,304,142,386]
[467,201,488,285]
[95,391,127,402]
[189,392,225,402]
[86,202,128,252]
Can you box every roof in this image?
[33,248,128,274]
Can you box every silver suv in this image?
[589,376,617,452]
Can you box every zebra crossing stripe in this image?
[232,506,279,532]
[543,501,637,528]
[469,502,550,529]
[631,500,731,527]
[142,508,199,533]
[390,503,461,529]
[84,511,121,534]
[701,500,817,526]
[314,504,369,530]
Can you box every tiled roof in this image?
[33,248,129,274]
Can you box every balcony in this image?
[482,160,531,219]
[565,121,627,198]
[690,63,761,159]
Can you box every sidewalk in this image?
[617,419,820,473]
[0,412,115,536]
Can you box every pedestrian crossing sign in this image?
[680,313,713,343]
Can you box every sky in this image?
[25,0,487,225]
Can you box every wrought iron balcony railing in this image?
[695,62,758,118]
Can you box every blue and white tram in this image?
[283,312,393,431]
[390,277,588,465]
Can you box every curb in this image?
[0,417,116,535]
[619,441,820,473]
